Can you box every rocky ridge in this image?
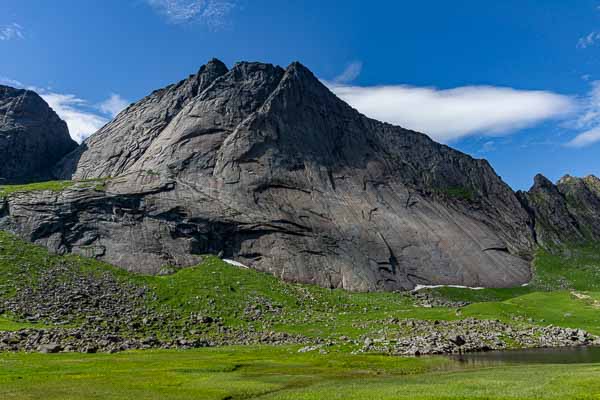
[518,174,600,248]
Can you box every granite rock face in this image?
[1,60,536,291]
[518,174,600,248]
[0,85,77,183]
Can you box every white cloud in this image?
[0,76,23,87]
[0,23,25,40]
[146,0,236,28]
[566,127,600,147]
[334,61,363,84]
[329,83,574,142]
[577,32,600,49]
[572,81,600,129]
[565,80,600,147]
[40,92,108,143]
[99,93,129,117]
[480,140,497,153]
[0,23,24,41]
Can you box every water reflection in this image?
[451,347,600,366]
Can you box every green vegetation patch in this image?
[0,178,111,199]
[0,347,599,399]
[435,186,475,201]
[0,180,74,198]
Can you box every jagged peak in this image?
[553,174,600,188]
[198,58,228,75]
[531,174,555,190]
[230,60,281,71]
[557,174,578,185]
[285,61,313,75]
[584,174,600,183]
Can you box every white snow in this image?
[223,259,249,269]
[411,284,485,292]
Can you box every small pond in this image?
[451,346,600,366]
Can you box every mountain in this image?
[0,85,77,184]
[518,174,600,248]
[1,60,540,290]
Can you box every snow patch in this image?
[412,284,485,292]
[223,259,249,269]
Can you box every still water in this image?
[451,346,600,366]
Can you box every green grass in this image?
[532,244,600,291]
[434,186,475,201]
[462,291,600,334]
[0,316,42,331]
[0,180,75,198]
[0,347,599,399]
[0,178,112,199]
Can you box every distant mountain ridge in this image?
[518,174,600,248]
[0,59,598,291]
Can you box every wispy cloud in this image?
[329,82,574,143]
[146,0,236,28]
[40,93,109,143]
[480,140,497,153]
[0,23,24,41]
[566,81,600,147]
[577,32,600,49]
[99,93,129,117]
[566,127,600,148]
[0,76,23,87]
[334,61,363,84]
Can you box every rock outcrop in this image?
[0,85,77,184]
[1,59,536,291]
[518,174,600,248]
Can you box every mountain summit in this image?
[2,60,539,290]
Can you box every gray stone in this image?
[38,343,61,354]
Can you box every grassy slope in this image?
[0,231,451,340]
[2,230,600,337]
[0,347,599,399]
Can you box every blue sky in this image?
[1,0,600,190]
